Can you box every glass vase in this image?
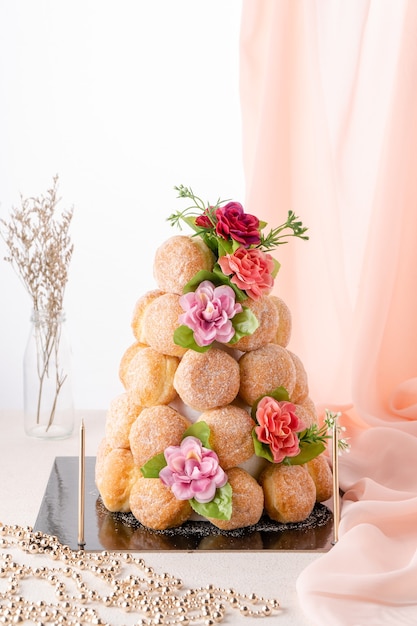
[23,309,74,439]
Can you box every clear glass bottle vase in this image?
[23,309,74,439]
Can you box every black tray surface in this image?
[34,457,334,552]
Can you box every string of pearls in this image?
[0,523,280,625]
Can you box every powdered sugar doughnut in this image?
[129,476,192,530]
[198,405,255,470]
[228,295,278,352]
[123,346,179,407]
[239,343,296,406]
[131,289,164,343]
[293,403,316,428]
[287,350,309,404]
[95,440,141,513]
[295,396,318,426]
[119,342,147,387]
[207,467,264,530]
[174,348,240,411]
[260,464,316,523]
[105,392,142,449]
[270,295,292,347]
[306,455,333,502]
[129,405,190,467]
[142,292,187,358]
[153,235,215,295]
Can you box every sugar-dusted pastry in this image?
[239,343,296,406]
[207,467,264,530]
[294,396,318,427]
[119,341,146,388]
[260,463,316,523]
[105,392,142,449]
[174,348,240,411]
[270,295,292,348]
[153,235,215,295]
[198,405,255,470]
[287,350,309,404]
[129,476,193,530]
[228,295,278,352]
[131,289,164,343]
[129,405,191,468]
[95,439,141,512]
[123,346,179,407]
[306,454,333,502]
[142,292,187,358]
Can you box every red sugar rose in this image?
[215,202,261,247]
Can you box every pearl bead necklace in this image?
[0,523,280,625]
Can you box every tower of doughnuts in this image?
[96,187,332,531]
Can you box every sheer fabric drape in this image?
[240,0,417,623]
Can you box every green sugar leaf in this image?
[252,429,274,463]
[182,421,211,449]
[285,442,326,466]
[190,482,233,520]
[229,307,259,342]
[140,453,167,478]
[173,325,210,353]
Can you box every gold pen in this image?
[78,419,86,547]
[332,421,340,544]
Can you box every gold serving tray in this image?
[34,457,334,552]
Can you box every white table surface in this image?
[0,409,324,625]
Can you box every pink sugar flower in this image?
[255,397,305,463]
[218,247,275,300]
[179,280,242,347]
[159,436,228,503]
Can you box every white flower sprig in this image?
[324,409,350,453]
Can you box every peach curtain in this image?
[240,0,417,623]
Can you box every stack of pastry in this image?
[96,230,333,532]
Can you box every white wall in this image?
[0,0,245,410]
